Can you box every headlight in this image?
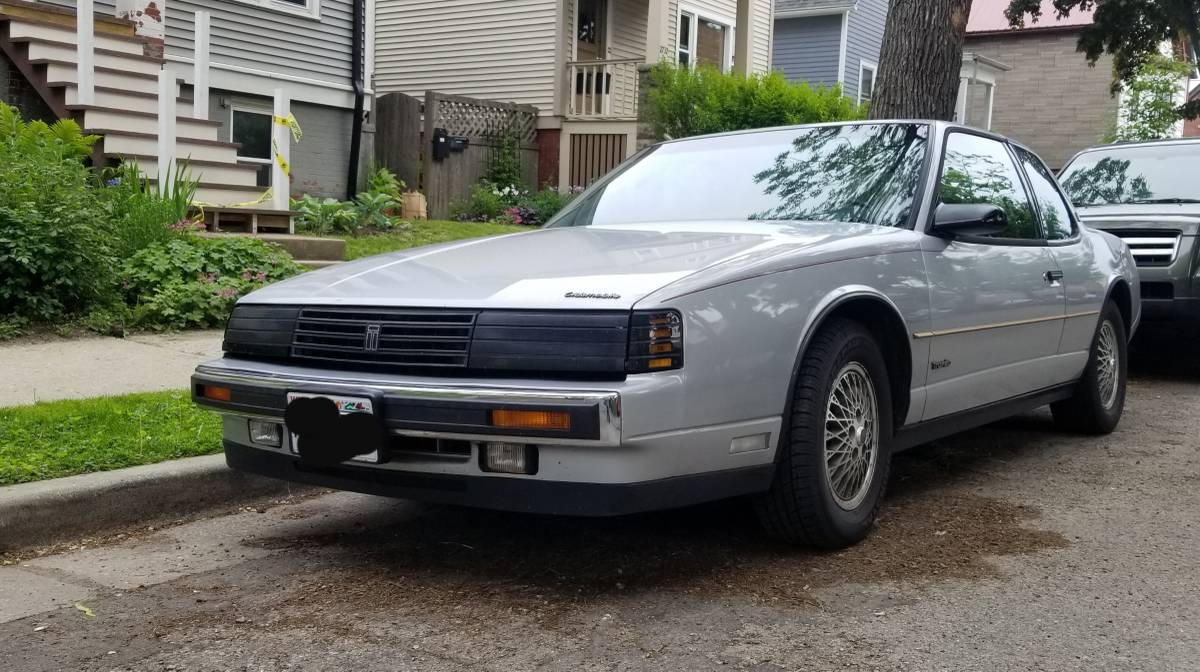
[222,304,300,358]
[626,310,683,373]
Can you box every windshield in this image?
[1059,143,1200,206]
[547,123,929,229]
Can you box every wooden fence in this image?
[374,91,540,220]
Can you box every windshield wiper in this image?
[1125,198,1200,205]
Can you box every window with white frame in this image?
[858,61,877,105]
[677,7,734,71]
[232,0,320,19]
[231,106,274,187]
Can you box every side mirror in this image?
[931,203,1008,238]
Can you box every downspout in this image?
[345,0,366,201]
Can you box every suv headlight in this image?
[626,310,683,373]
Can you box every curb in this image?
[0,454,313,552]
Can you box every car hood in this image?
[244,221,911,310]
[1076,203,1200,236]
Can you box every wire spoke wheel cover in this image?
[1096,320,1119,410]
[823,362,879,511]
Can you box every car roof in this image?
[1074,137,1200,153]
[658,119,1021,148]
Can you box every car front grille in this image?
[291,307,476,369]
[1109,230,1182,266]
[278,307,631,376]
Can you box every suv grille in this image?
[1109,230,1181,266]
[292,307,476,368]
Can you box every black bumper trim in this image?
[224,441,775,517]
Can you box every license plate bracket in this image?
[285,392,384,464]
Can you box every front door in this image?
[920,131,1067,420]
[576,0,608,61]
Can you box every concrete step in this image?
[70,105,220,142]
[22,38,162,76]
[199,232,346,262]
[298,259,343,270]
[1,13,148,56]
[96,129,240,164]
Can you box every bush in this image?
[0,102,112,320]
[119,236,302,329]
[97,161,201,258]
[451,181,510,222]
[294,165,406,235]
[644,63,865,140]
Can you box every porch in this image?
[560,0,764,121]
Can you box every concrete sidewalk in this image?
[0,331,222,406]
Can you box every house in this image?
[374,0,776,189]
[769,0,887,105]
[0,0,370,230]
[1185,85,1200,137]
[961,0,1119,170]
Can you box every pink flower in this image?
[217,287,239,299]
[199,272,218,284]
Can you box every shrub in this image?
[120,236,302,329]
[643,63,865,139]
[97,161,201,258]
[294,165,407,235]
[0,102,112,320]
[486,130,525,190]
[450,181,510,222]
[293,195,358,234]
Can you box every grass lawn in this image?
[0,391,221,486]
[340,219,527,260]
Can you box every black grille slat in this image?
[292,308,478,369]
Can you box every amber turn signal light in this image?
[490,409,572,431]
[200,385,232,402]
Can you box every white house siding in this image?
[842,0,887,101]
[375,0,560,114]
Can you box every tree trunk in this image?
[869,0,974,121]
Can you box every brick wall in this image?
[964,29,1119,170]
[0,51,56,123]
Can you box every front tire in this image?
[754,318,893,549]
[1051,302,1127,434]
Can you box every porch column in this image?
[271,88,291,211]
[644,0,670,64]
[192,11,210,120]
[734,0,756,75]
[77,0,94,105]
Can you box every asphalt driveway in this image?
[2,328,1198,671]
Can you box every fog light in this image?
[248,419,282,447]
[482,442,537,475]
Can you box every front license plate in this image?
[285,392,381,464]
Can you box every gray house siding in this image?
[39,0,354,88]
[842,0,886,101]
[771,14,842,88]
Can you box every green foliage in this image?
[293,195,359,234]
[1105,55,1194,142]
[1006,0,1200,120]
[0,390,221,485]
[451,181,511,222]
[643,63,866,140]
[0,102,112,320]
[294,164,407,235]
[120,236,302,329]
[517,187,576,226]
[486,130,525,189]
[97,161,200,258]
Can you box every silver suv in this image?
[1059,138,1200,328]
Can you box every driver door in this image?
[920,131,1067,420]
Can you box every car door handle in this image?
[1044,270,1064,284]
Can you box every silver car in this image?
[193,121,1139,549]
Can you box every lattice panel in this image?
[432,95,537,146]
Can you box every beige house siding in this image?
[964,29,1118,170]
[375,0,560,113]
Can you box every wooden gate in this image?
[569,133,627,188]
[374,91,540,220]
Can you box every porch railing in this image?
[566,58,641,120]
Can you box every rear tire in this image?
[1051,302,1127,434]
[754,318,893,549]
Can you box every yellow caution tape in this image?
[187,115,303,213]
[274,113,303,142]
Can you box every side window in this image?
[938,133,1039,240]
[1016,147,1076,240]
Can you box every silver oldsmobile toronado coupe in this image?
[193,121,1140,549]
